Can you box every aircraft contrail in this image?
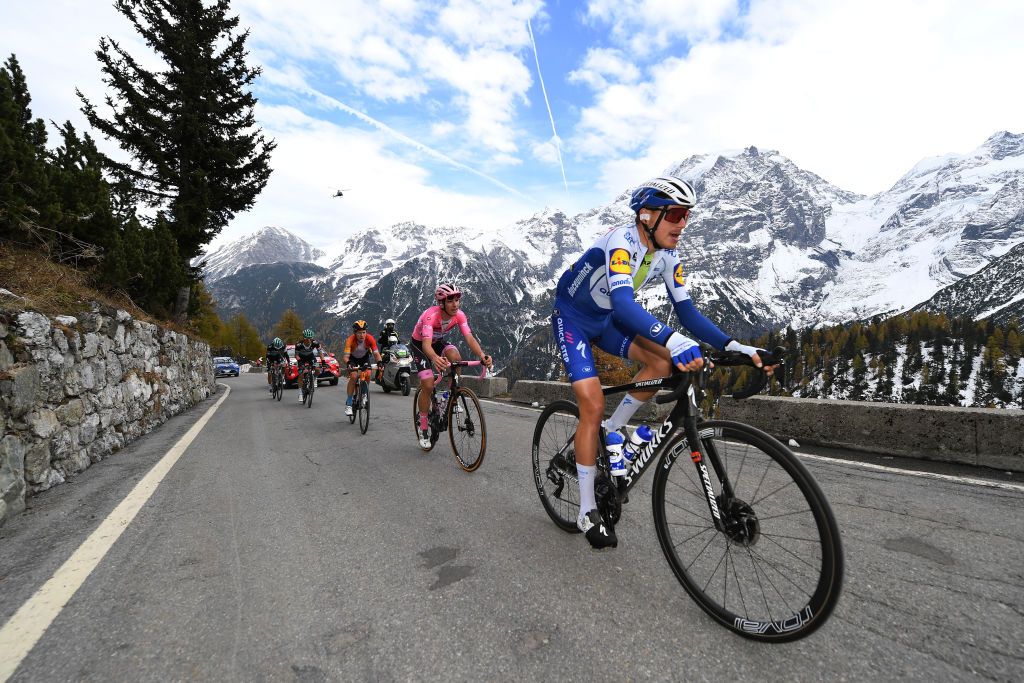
[527,19,569,195]
[302,85,532,202]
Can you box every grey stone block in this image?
[0,364,41,417]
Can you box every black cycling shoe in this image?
[577,509,617,549]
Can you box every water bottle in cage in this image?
[437,390,450,415]
[623,425,654,463]
[606,431,627,476]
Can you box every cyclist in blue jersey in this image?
[552,175,773,549]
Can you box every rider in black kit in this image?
[294,328,321,402]
[265,337,289,394]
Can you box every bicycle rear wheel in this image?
[358,380,370,434]
[531,400,585,533]
[411,387,435,452]
[448,387,486,472]
[651,420,843,642]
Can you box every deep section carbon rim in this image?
[652,420,843,642]
[448,388,486,472]
[358,381,370,434]
[531,400,584,533]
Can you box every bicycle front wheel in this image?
[651,420,843,642]
[358,381,370,434]
[448,387,486,472]
[531,400,586,533]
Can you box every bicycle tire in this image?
[358,380,370,434]
[305,376,314,408]
[651,420,843,642]
[275,377,282,401]
[448,387,486,472]
[411,387,436,452]
[531,400,585,533]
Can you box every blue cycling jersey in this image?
[554,223,730,349]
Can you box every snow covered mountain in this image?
[196,226,327,282]
[914,241,1024,324]
[200,131,1024,378]
[814,131,1024,324]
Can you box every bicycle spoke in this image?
[673,524,716,549]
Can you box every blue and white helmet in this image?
[629,175,697,212]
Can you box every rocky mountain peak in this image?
[196,226,326,282]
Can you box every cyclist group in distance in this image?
[260,283,494,447]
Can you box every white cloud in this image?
[585,0,741,55]
[437,0,543,49]
[231,104,537,243]
[531,137,562,165]
[568,48,641,90]
[573,0,1024,195]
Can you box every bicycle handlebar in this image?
[653,346,787,405]
[435,359,489,379]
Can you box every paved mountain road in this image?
[1,374,1021,681]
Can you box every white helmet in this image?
[385,318,396,326]
[629,175,697,211]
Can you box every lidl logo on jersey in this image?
[673,263,685,287]
[609,248,631,274]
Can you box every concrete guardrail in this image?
[720,396,1024,472]
[510,380,1024,472]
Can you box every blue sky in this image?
[4,0,1024,249]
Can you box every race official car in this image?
[213,356,240,377]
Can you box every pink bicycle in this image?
[411,360,488,471]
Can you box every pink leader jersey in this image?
[411,306,472,342]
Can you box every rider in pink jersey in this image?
[411,283,493,449]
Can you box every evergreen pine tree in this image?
[272,309,306,344]
[0,54,59,240]
[78,0,275,319]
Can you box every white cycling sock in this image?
[604,393,645,432]
[577,464,597,516]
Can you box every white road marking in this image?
[480,398,1024,492]
[0,384,231,682]
[796,452,1024,492]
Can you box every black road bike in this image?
[411,360,488,472]
[348,362,375,434]
[271,361,285,401]
[531,348,843,642]
[299,362,318,408]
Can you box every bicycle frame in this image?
[426,361,485,428]
[596,372,730,531]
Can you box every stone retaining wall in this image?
[0,307,216,525]
[509,380,1024,472]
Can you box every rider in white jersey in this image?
[552,175,774,549]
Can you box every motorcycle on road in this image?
[376,338,413,396]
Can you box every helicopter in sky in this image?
[330,188,351,198]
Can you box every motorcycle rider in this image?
[377,318,401,381]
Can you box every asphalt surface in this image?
[1,373,1022,682]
